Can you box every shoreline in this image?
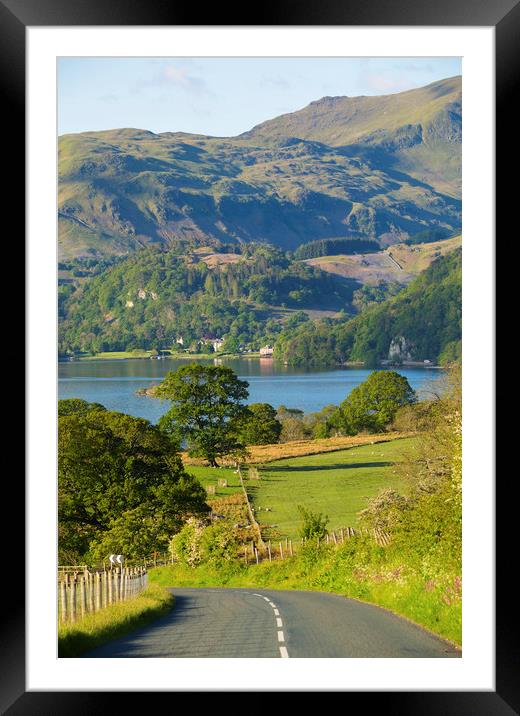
[61,351,442,371]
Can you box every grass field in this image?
[247,437,415,540]
[185,465,242,498]
[181,432,409,466]
[305,235,461,286]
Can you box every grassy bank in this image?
[149,537,461,647]
[58,584,174,657]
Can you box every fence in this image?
[240,526,391,565]
[58,566,148,624]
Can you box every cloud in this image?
[99,93,119,103]
[262,76,291,90]
[133,64,215,97]
[362,72,420,94]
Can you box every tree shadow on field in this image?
[270,461,394,473]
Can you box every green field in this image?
[248,437,415,539]
[185,465,243,498]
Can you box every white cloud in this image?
[133,64,214,96]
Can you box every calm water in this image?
[58,357,444,423]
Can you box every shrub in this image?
[297,505,329,540]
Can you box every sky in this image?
[58,57,461,137]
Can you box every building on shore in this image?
[260,345,274,357]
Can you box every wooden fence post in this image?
[69,577,76,623]
[289,539,293,557]
[79,575,86,619]
[95,572,101,611]
[267,542,272,562]
[60,576,67,623]
[88,572,94,613]
[254,548,259,565]
[279,542,284,560]
[108,570,113,605]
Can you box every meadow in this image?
[247,438,413,540]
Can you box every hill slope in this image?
[241,75,462,197]
[58,78,462,260]
[275,248,462,366]
[58,244,357,354]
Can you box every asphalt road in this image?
[85,587,461,658]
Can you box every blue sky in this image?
[58,57,461,137]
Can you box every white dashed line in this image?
[251,593,289,657]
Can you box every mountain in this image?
[241,76,461,197]
[58,77,461,261]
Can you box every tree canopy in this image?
[231,402,282,446]
[156,364,250,466]
[58,409,208,562]
[335,370,416,434]
[58,398,107,416]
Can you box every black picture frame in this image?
[7,0,508,710]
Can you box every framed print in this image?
[5,0,511,710]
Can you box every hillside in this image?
[58,243,357,354]
[241,75,462,197]
[58,77,461,260]
[304,235,461,286]
[275,248,462,367]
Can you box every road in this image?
[85,587,461,658]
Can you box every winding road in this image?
[85,588,460,658]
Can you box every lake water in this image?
[58,357,444,423]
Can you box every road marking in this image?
[251,593,289,656]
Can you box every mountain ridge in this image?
[58,76,461,261]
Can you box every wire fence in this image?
[58,566,149,624]
[240,526,391,565]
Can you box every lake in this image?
[58,357,444,423]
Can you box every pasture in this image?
[247,437,415,540]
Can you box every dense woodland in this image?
[59,239,461,366]
[58,243,356,355]
[293,238,380,259]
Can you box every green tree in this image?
[58,409,208,562]
[156,364,250,466]
[232,403,282,446]
[58,398,107,416]
[338,371,416,434]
